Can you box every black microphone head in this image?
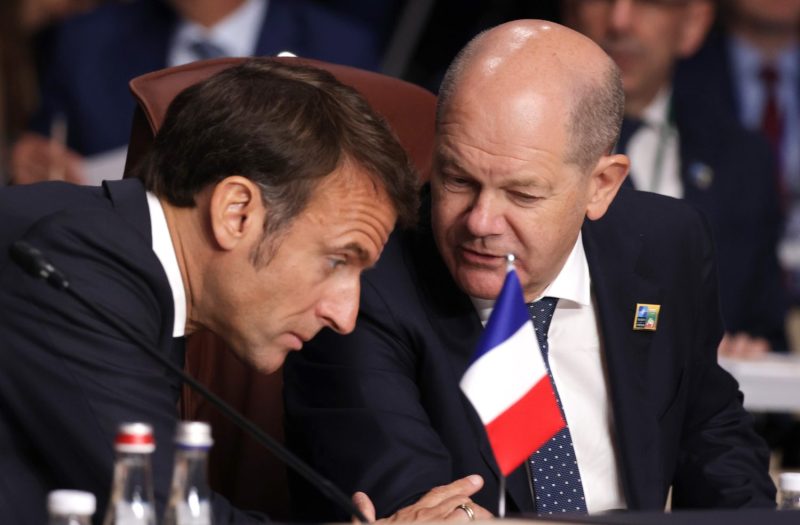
[9,240,70,290]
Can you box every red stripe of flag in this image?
[485,377,565,476]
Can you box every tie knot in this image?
[189,39,227,61]
[527,297,559,335]
[760,64,779,87]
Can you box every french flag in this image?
[459,266,565,476]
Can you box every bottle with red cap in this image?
[102,422,157,525]
[163,421,214,525]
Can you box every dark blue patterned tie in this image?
[527,297,587,515]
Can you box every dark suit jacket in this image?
[30,0,381,156]
[622,86,787,350]
[0,180,263,524]
[283,187,776,521]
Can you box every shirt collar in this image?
[172,0,268,60]
[729,34,799,80]
[471,232,592,324]
[146,192,186,337]
[640,86,672,128]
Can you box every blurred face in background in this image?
[562,0,712,112]
[20,0,98,32]
[728,0,800,33]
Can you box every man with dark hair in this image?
[284,20,776,521]
[0,58,488,524]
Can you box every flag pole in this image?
[499,253,514,518]
[498,253,513,519]
[499,476,506,518]
[506,253,516,272]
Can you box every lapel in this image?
[103,179,177,358]
[673,91,719,211]
[581,193,665,509]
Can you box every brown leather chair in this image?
[124,57,436,520]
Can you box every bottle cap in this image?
[175,421,213,449]
[48,490,96,516]
[781,472,800,492]
[114,422,156,453]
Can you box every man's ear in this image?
[677,0,714,58]
[585,153,629,221]
[208,176,264,251]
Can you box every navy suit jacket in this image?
[0,180,264,524]
[284,187,776,521]
[623,86,787,350]
[31,0,381,156]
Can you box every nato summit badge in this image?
[633,303,660,331]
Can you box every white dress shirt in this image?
[472,233,627,512]
[168,0,269,67]
[627,87,683,199]
[146,192,186,337]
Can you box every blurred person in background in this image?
[0,0,98,184]
[563,0,788,359]
[10,0,381,186]
[677,0,800,469]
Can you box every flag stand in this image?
[498,477,506,518]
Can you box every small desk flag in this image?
[459,267,565,476]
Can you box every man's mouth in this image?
[458,246,507,267]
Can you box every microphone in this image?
[10,241,70,290]
[9,240,368,523]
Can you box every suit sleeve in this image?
[0,209,268,524]
[284,276,458,522]
[671,210,777,508]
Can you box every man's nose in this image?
[318,281,360,335]
[609,0,635,33]
[465,192,505,237]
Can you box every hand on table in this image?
[718,332,770,359]
[11,132,84,184]
[352,475,493,522]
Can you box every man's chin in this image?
[230,342,289,376]
[454,268,504,300]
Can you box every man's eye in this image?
[443,175,472,189]
[509,191,540,205]
[329,258,347,269]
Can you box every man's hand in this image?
[11,132,84,184]
[718,332,770,359]
[352,475,493,522]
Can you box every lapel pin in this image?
[633,303,660,331]
[688,162,713,190]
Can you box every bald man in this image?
[284,20,776,521]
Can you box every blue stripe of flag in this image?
[469,269,530,365]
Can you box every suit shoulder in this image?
[606,187,706,229]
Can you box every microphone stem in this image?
[64,285,368,523]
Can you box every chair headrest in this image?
[124,57,437,181]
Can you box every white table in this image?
[719,354,800,412]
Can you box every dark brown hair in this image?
[138,58,419,259]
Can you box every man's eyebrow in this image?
[340,242,370,263]
[435,153,467,173]
[505,177,544,188]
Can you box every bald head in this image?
[437,20,624,171]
